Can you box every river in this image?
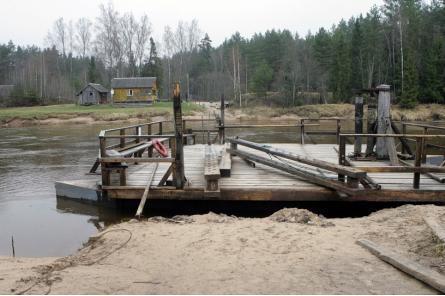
[0,119,441,257]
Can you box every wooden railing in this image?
[339,133,445,189]
[395,121,445,161]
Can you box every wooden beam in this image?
[228,147,363,196]
[100,157,174,163]
[353,166,445,173]
[223,124,319,128]
[228,138,367,179]
[158,163,173,186]
[357,239,445,293]
[204,144,220,192]
[219,145,232,177]
[391,121,414,156]
[135,162,158,219]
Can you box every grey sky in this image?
[1,0,383,48]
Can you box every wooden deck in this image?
[102,143,445,202]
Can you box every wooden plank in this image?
[228,147,364,196]
[352,166,445,173]
[424,217,445,242]
[100,157,174,163]
[228,138,367,179]
[135,163,158,218]
[357,239,445,293]
[219,146,232,177]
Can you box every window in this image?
[128,89,133,96]
[89,92,94,97]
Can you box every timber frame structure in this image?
[58,84,445,209]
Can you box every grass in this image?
[0,102,205,123]
[241,103,445,121]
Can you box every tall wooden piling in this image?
[219,94,225,144]
[173,83,185,189]
[354,96,364,156]
[366,95,377,156]
[376,85,392,159]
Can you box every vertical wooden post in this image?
[338,135,346,182]
[99,136,109,187]
[183,120,187,145]
[147,124,153,157]
[336,119,341,145]
[422,127,428,164]
[354,97,364,156]
[159,122,163,135]
[171,138,177,182]
[120,129,125,148]
[173,83,185,189]
[366,96,377,155]
[414,137,423,189]
[219,94,225,144]
[147,124,152,136]
[135,126,141,144]
[300,119,305,145]
[401,122,407,154]
[376,84,392,159]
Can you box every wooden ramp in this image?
[100,144,445,202]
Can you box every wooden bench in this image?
[204,144,221,191]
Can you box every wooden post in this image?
[366,96,377,155]
[159,122,163,135]
[120,129,125,148]
[183,120,187,145]
[338,136,346,182]
[354,97,364,156]
[173,83,185,189]
[376,84,392,159]
[300,119,305,145]
[401,122,407,154]
[422,127,428,164]
[336,119,341,145]
[147,124,153,157]
[219,94,226,144]
[99,136,109,187]
[414,137,423,189]
[135,126,141,144]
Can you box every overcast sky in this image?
[1,0,384,48]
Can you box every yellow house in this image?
[111,77,157,105]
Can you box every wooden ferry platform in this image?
[55,85,445,210]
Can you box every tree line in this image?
[0,0,443,108]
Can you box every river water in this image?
[0,120,442,257]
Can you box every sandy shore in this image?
[1,205,445,294]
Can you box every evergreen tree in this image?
[87,56,98,83]
[399,50,419,108]
[141,37,163,93]
[252,62,273,99]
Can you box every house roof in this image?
[111,77,156,89]
[77,83,108,96]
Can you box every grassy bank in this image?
[242,103,445,121]
[0,102,205,124]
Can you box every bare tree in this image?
[135,14,151,72]
[163,25,175,97]
[75,18,92,58]
[95,2,119,78]
[47,18,67,57]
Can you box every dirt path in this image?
[2,205,445,294]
